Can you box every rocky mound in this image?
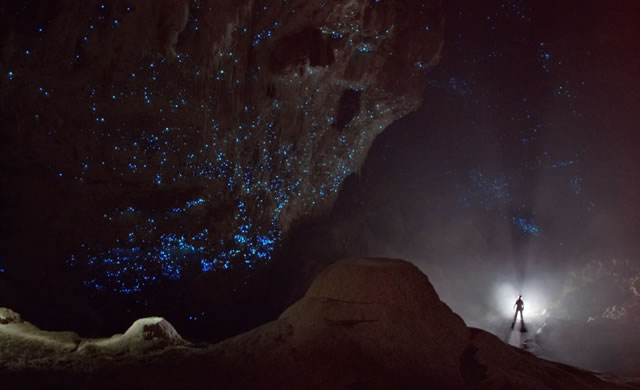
[211,258,470,389]
[0,312,187,371]
[205,258,636,389]
[1,258,638,390]
[0,308,23,324]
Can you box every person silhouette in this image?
[511,295,524,329]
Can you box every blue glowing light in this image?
[201,259,216,272]
[357,43,373,53]
[512,217,541,235]
[185,198,205,208]
[51,14,385,296]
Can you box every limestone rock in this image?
[0,308,22,324]
[206,258,632,390]
[77,317,188,356]
[0,308,82,370]
[0,310,186,370]
[1,260,637,389]
[1,0,446,297]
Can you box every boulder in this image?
[206,258,635,390]
[77,317,188,356]
[0,308,23,324]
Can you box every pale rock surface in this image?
[1,258,639,390]
[212,257,470,389]
[204,258,638,389]
[0,312,186,371]
[0,308,22,324]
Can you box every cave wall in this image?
[0,0,443,332]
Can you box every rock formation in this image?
[1,258,637,389]
[204,258,638,389]
[536,259,640,376]
[0,312,186,371]
[213,258,471,389]
[0,0,445,300]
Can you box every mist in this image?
[281,0,640,376]
[1,0,639,381]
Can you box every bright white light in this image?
[493,280,549,321]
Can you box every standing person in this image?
[512,295,524,329]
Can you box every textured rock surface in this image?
[0,0,444,299]
[213,258,471,389]
[555,259,640,323]
[0,312,186,371]
[2,258,637,389]
[535,259,640,376]
[0,308,23,324]
[206,259,638,389]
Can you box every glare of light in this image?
[493,281,549,321]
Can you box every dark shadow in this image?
[268,27,335,74]
[333,89,362,130]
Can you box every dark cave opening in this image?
[333,89,362,130]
